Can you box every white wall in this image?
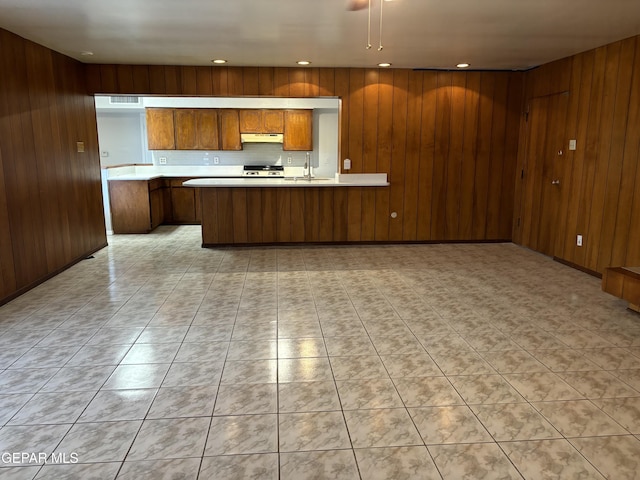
[96,112,150,167]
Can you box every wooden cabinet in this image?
[146,109,175,150]
[283,110,313,151]
[220,109,242,150]
[239,109,284,133]
[109,179,167,233]
[146,108,312,151]
[174,109,220,150]
[109,177,202,231]
[170,179,197,223]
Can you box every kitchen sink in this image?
[283,176,333,182]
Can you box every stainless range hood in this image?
[240,133,284,143]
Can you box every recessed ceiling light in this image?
[378,63,392,67]
[456,63,470,68]
[80,51,93,56]
[211,59,227,64]
[297,60,311,65]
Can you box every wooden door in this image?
[220,109,242,150]
[519,93,568,256]
[263,110,284,133]
[146,108,175,150]
[174,109,197,149]
[283,110,313,151]
[239,110,262,133]
[196,110,219,150]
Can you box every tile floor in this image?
[1,225,640,479]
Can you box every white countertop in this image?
[184,173,389,188]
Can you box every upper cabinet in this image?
[283,110,313,151]
[146,108,311,151]
[175,109,220,150]
[240,109,284,134]
[219,110,242,150]
[146,108,175,150]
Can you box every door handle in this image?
[551,180,560,185]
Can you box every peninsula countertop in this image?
[183,173,389,188]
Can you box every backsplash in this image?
[151,144,312,167]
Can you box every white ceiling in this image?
[1,0,640,70]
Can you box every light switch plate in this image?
[569,139,577,150]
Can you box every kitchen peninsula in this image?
[184,174,389,246]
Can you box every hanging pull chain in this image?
[366,0,372,49]
[378,0,384,51]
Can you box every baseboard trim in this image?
[202,239,512,248]
[0,242,109,307]
[553,256,602,279]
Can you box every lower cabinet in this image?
[109,178,168,233]
[108,177,201,233]
[167,179,201,224]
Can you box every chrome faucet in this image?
[304,152,312,181]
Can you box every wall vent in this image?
[109,96,140,104]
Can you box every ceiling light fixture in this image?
[211,59,227,64]
[456,63,470,68]
[80,51,93,56]
[378,62,392,67]
[296,60,311,65]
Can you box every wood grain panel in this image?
[389,70,409,241]
[445,73,466,239]
[180,66,197,95]
[262,189,277,242]
[196,67,213,95]
[132,66,150,93]
[231,189,248,243]
[401,71,423,241]
[200,189,219,244]
[290,189,305,242]
[247,189,263,243]
[149,66,167,94]
[333,187,348,242]
[374,69,393,241]
[258,67,275,96]
[116,65,134,93]
[276,188,291,242]
[243,67,260,96]
[0,147,16,298]
[1,28,106,304]
[515,35,640,274]
[164,66,181,94]
[416,72,437,240]
[459,72,481,239]
[472,72,495,239]
[216,188,234,243]
[485,73,509,240]
[431,72,452,239]
[585,43,622,270]
[212,67,229,96]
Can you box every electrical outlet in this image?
[159,157,167,165]
[214,156,219,164]
[287,155,292,165]
[577,234,583,246]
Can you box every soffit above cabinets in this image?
[1,0,639,70]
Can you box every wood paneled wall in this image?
[514,35,640,274]
[85,64,523,243]
[0,29,107,305]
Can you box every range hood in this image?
[241,133,284,143]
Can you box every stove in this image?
[242,165,285,177]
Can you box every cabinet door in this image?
[108,180,152,233]
[239,110,262,133]
[174,109,197,150]
[146,108,175,150]
[196,110,219,150]
[150,188,164,229]
[220,109,242,150]
[263,110,284,133]
[283,110,313,151]
[171,181,197,223]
